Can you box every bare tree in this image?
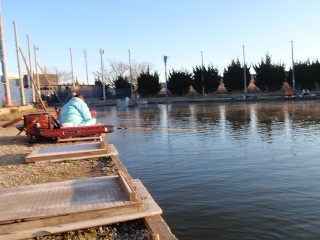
[40,67,72,85]
[93,60,153,90]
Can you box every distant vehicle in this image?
[299,89,316,98]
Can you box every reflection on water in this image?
[98,101,320,240]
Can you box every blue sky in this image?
[3,0,320,84]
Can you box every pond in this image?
[97,100,320,240]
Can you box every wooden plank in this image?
[117,171,138,201]
[110,155,129,172]
[0,179,162,240]
[25,143,118,163]
[144,215,178,240]
[57,136,102,142]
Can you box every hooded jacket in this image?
[59,97,95,126]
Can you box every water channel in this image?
[97,100,320,240]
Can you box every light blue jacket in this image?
[59,97,95,126]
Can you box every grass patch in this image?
[0,107,56,122]
[0,109,39,121]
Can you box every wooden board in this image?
[56,136,102,142]
[144,215,178,240]
[0,178,162,240]
[25,140,118,163]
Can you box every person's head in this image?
[75,93,85,101]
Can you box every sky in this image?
[2,0,320,84]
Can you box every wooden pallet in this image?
[25,137,117,163]
[0,174,162,239]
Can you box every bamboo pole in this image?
[37,62,62,103]
[115,125,206,132]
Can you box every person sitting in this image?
[59,93,96,127]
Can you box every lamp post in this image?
[84,49,89,85]
[13,21,26,105]
[128,49,133,99]
[163,55,168,97]
[27,35,35,102]
[34,45,40,99]
[291,41,295,91]
[243,45,247,94]
[70,47,75,90]
[100,48,106,100]
[201,51,204,96]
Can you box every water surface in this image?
[98,101,320,240]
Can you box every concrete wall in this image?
[0,82,33,107]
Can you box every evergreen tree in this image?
[192,65,220,94]
[254,53,286,91]
[167,69,192,96]
[137,70,161,97]
[114,76,131,89]
[223,59,250,91]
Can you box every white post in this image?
[13,21,26,105]
[100,48,106,100]
[0,5,11,106]
[243,45,247,94]
[291,41,295,91]
[84,49,89,85]
[34,45,40,101]
[70,47,75,90]
[128,49,133,99]
[27,34,35,102]
[201,51,205,96]
[163,55,168,97]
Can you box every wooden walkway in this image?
[0,138,177,240]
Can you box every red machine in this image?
[3,112,114,143]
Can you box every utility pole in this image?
[34,45,40,101]
[0,5,11,106]
[201,51,205,96]
[84,49,89,85]
[243,45,247,94]
[13,21,26,105]
[128,49,133,99]
[27,34,35,102]
[70,47,75,90]
[163,55,168,97]
[100,48,106,100]
[291,41,295,91]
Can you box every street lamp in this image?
[34,46,40,99]
[291,41,295,91]
[201,51,204,96]
[163,55,168,97]
[243,45,247,94]
[100,48,106,100]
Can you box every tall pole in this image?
[291,41,295,90]
[70,47,75,90]
[34,45,40,101]
[19,47,47,111]
[13,21,26,105]
[0,5,11,106]
[163,55,168,97]
[201,51,205,96]
[128,49,133,99]
[100,48,106,100]
[84,49,89,85]
[243,45,247,94]
[27,34,35,102]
